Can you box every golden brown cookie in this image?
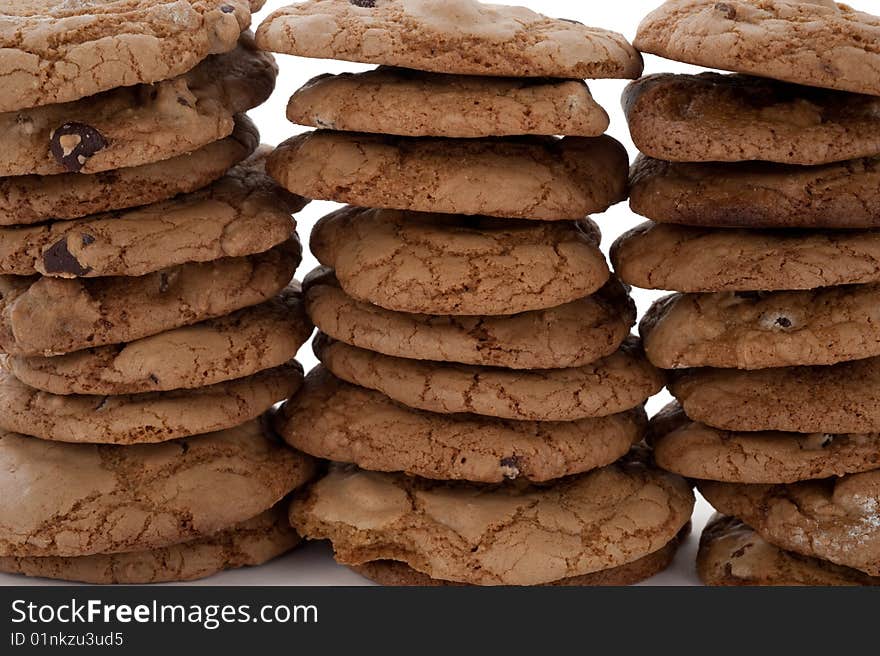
[9,289,313,395]
[256,0,642,79]
[277,366,645,483]
[287,67,609,138]
[0,242,300,357]
[0,504,299,584]
[641,286,880,370]
[668,357,880,433]
[623,73,880,165]
[699,472,880,577]
[0,362,303,445]
[612,222,880,292]
[312,207,609,315]
[290,455,694,586]
[651,402,880,484]
[698,514,880,586]
[635,0,880,96]
[0,419,316,557]
[315,334,662,421]
[268,131,628,220]
[303,267,635,370]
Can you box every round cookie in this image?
[315,334,662,421]
[650,402,880,484]
[0,419,316,558]
[290,455,694,586]
[634,0,880,96]
[351,525,689,586]
[287,67,610,138]
[256,0,642,79]
[0,504,299,585]
[611,222,880,292]
[698,514,880,586]
[623,73,880,165]
[277,366,646,483]
[629,154,880,230]
[0,115,259,226]
[268,131,628,220]
[0,1,250,112]
[641,286,880,370]
[311,207,610,315]
[304,267,635,370]
[9,289,313,395]
[699,471,880,577]
[668,357,880,433]
[0,34,276,177]
[0,362,303,445]
[0,241,300,357]
[0,151,305,279]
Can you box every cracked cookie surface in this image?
[277,366,645,483]
[8,288,313,395]
[315,334,662,421]
[312,207,609,315]
[612,222,880,292]
[634,0,880,96]
[0,361,303,445]
[256,0,642,79]
[303,267,635,370]
[290,452,694,586]
[269,131,628,220]
[651,402,880,484]
[287,67,609,138]
[0,418,315,558]
[0,1,250,112]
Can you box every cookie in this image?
[0,504,299,584]
[668,357,880,433]
[304,267,635,370]
[0,241,300,357]
[0,33,276,177]
[0,1,250,112]
[287,67,610,138]
[290,455,694,586]
[699,471,880,576]
[0,151,304,278]
[256,0,642,79]
[698,514,880,586]
[651,402,880,484]
[351,525,688,586]
[641,286,880,370]
[9,289,313,395]
[612,222,880,292]
[315,334,662,421]
[623,73,880,165]
[0,115,259,226]
[629,154,880,230]
[0,362,303,445]
[277,366,645,483]
[634,0,880,96]
[269,131,627,221]
[312,207,610,315]
[0,418,315,557]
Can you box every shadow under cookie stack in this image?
[0,1,317,584]
[614,0,880,585]
[257,0,694,586]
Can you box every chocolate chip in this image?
[220,4,235,12]
[43,239,91,276]
[820,434,834,448]
[149,373,160,384]
[775,316,792,329]
[81,234,95,246]
[500,456,521,479]
[159,272,170,293]
[49,122,107,172]
[94,396,109,411]
[714,2,737,19]
[350,0,376,6]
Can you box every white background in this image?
[3,0,724,587]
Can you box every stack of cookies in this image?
[612,0,880,585]
[0,0,317,584]
[256,0,694,586]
